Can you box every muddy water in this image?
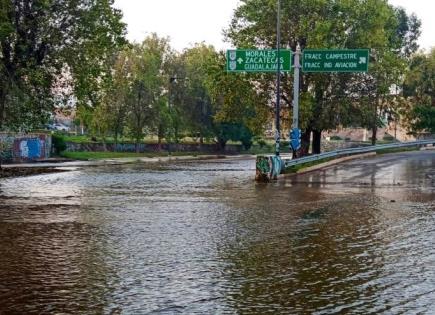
[0,151,434,314]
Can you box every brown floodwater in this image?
[0,151,434,314]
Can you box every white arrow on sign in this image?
[359,57,367,64]
[237,57,244,64]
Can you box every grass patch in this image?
[284,157,336,174]
[375,146,419,155]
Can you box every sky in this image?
[113,0,434,52]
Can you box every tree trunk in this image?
[371,125,377,145]
[0,88,5,130]
[156,123,163,151]
[114,133,118,152]
[135,140,139,153]
[0,87,6,169]
[102,137,107,152]
[218,138,226,151]
[157,136,162,151]
[199,134,204,151]
[371,94,379,145]
[312,129,322,154]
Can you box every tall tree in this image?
[226,0,421,153]
[403,49,435,134]
[0,0,126,131]
[206,51,269,149]
[127,34,170,152]
[94,49,133,149]
[178,44,216,144]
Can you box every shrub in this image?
[52,133,67,155]
[330,135,342,140]
[256,138,267,148]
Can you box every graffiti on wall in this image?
[19,138,43,159]
[0,133,51,163]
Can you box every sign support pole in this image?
[274,0,281,156]
[292,44,301,131]
[289,43,301,156]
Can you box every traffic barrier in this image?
[255,139,435,182]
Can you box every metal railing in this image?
[283,139,435,168]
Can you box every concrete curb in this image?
[285,152,376,176]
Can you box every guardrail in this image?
[284,139,435,168]
[255,139,435,182]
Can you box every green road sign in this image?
[226,49,292,72]
[302,49,369,72]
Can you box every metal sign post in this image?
[290,44,301,152]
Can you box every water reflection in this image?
[0,151,434,313]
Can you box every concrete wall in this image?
[65,142,244,154]
[0,133,51,163]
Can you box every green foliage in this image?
[206,51,269,146]
[0,0,126,131]
[214,123,254,149]
[226,0,421,151]
[404,49,435,104]
[177,44,216,140]
[284,157,335,174]
[403,49,435,133]
[411,105,435,133]
[52,133,67,155]
[126,35,171,148]
[376,146,419,155]
[256,138,267,148]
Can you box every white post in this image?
[292,43,301,130]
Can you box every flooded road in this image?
[0,151,434,314]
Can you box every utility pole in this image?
[275,0,281,156]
